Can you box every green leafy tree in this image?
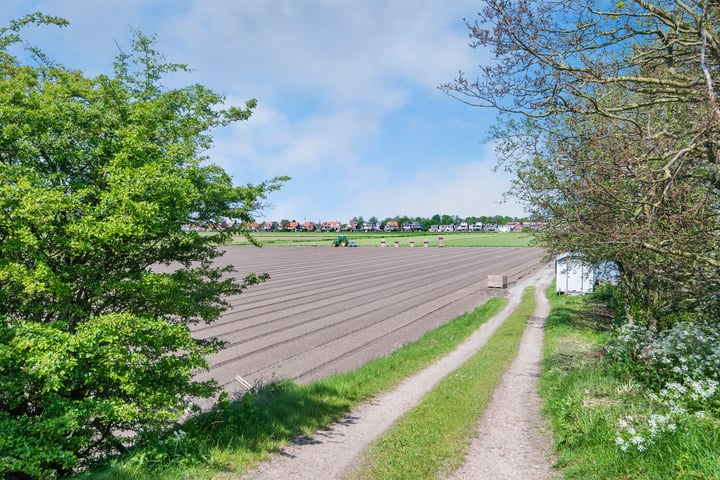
[0,14,286,478]
[438,214,453,225]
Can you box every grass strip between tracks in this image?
[82,297,508,479]
[347,286,537,480]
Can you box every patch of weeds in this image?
[542,286,720,479]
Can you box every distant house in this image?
[346,221,359,231]
[302,221,316,231]
[499,222,524,233]
[402,221,424,231]
[262,221,275,231]
[287,221,299,231]
[363,221,383,232]
[250,222,260,231]
[384,221,399,232]
[322,221,343,232]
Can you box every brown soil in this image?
[194,245,545,391]
[196,245,557,479]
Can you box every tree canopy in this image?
[443,0,720,326]
[0,13,285,477]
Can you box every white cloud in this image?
[210,99,381,177]
[152,0,484,109]
[260,142,526,222]
[3,1,515,223]
[347,142,525,220]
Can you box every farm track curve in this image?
[192,245,545,392]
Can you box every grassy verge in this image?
[541,290,720,479]
[348,287,537,480]
[225,231,535,248]
[79,298,508,479]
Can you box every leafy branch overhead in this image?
[0,13,285,478]
[443,0,720,326]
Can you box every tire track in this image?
[241,265,554,480]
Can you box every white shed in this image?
[556,253,595,295]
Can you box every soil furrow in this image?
[192,246,544,395]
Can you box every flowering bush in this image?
[610,320,720,453]
[615,414,675,452]
[652,380,719,416]
[615,391,714,453]
[647,322,720,384]
[605,321,655,365]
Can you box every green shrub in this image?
[0,15,283,478]
[0,314,218,477]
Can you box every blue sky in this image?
[2,1,525,223]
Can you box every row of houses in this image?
[429,222,492,233]
[427,221,542,233]
[248,220,427,232]
[185,220,542,233]
[250,220,346,232]
[245,220,542,233]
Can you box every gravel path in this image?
[240,265,557,480]
[446,271,558,480]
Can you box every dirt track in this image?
[241,265,556,480]
[193,245,545,394]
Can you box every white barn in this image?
[556,253,595,295]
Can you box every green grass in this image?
[77,297,508,479]
[80,281,720,480]
[348,287,537,480]
[541,290,720,479]
[226,231,534,247]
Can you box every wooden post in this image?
[438,236,444,248]
[381,238,386,247]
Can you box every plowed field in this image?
[192,246,545,393]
